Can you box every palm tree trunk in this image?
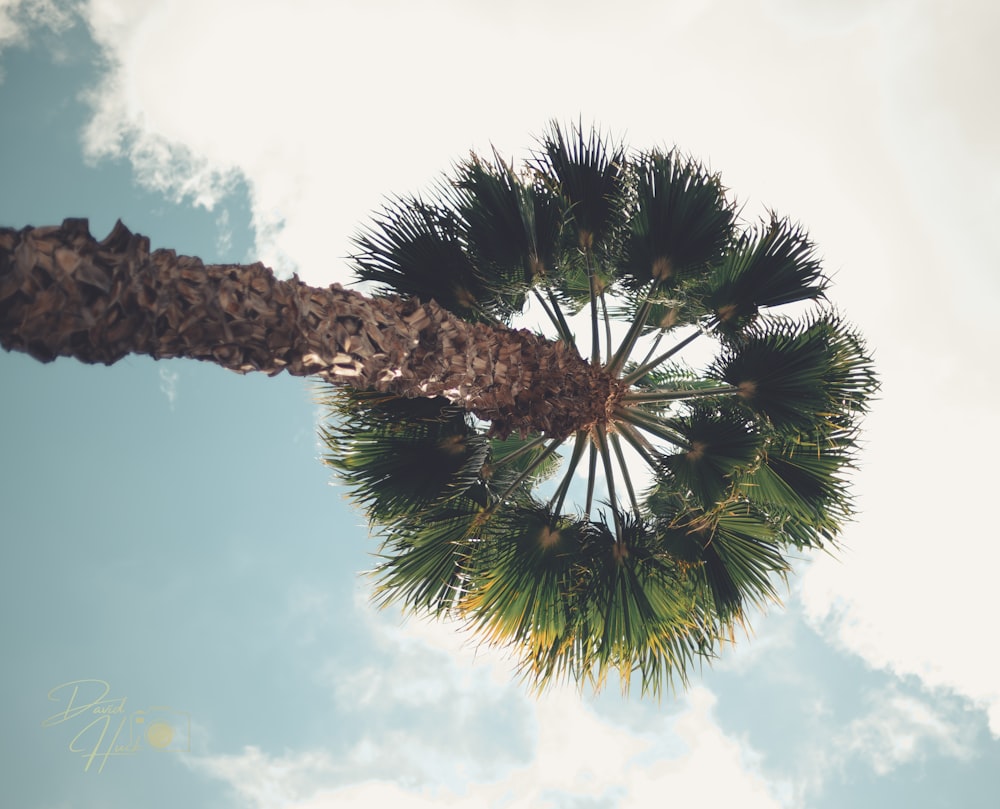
[0,219,614,439]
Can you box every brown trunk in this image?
[0,219,617,439]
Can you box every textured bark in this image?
[0,219,619,439]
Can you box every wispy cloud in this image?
[839,688,976,776]
[800,431,1000,738]
[191,597,790,809]
[304,688,787,807]
[0,0,76,53]
[158,366,179,409]
[786,683,980,805]
[214,206,232,255]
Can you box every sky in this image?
[1,1,999,807]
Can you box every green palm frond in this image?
[621,149,736,289]
[656,502,786,620]
[742,432,857,548]
[510,510,711,695]
[319,387,463,427]
[577,511,708,694]
[351,198,505,321]
[610,285,706,336]
[548,257,617,315]
[461,503,582,651]
[706,215,828,333]
[484,432,563,493]
[657,405,763,509]
[817,314,880,423]
[702,506,787,617]
[372,497,485,612]
[321,390,488,523]
[711,312,878,432]
[624,361,718,395]
[533,120,628,255]
[452,151,564,287]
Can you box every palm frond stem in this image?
[585,438,598,516]
[638,329,666,368]
[622,327,704,386]
[599,288,613,368]
[594,424,623,541]
[586,249,601,364]
[609,432,641,514]
[607,284,658,376]
[623,384,739,403]
[532,287,571,342]
[549,430,589,514]
[490,433,550,470]
[615,422,662,470]
[543,286,575,343]
[613,405,691,449]
[485,437,565,514]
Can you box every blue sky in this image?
[1,1,999,807]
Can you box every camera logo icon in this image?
[131,707,190,752]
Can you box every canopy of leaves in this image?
[321,122,878,696]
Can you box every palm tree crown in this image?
[320,122,878,695]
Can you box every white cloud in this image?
[782,682,980,804]
[799,363,1000,736]
[778,0,1000,737]
[192,597,790,809]
[801,522,1000,739]
[0,0,76,52]
[838,688,976,776]
[158,366,179,408]
[762,0,890,34]
[81,0,585,283]
[214,206,233,255]
[69,0,931,285]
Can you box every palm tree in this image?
[0,122,877,695]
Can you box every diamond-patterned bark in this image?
[0,219,616,439]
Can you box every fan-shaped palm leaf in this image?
[372,496,485,612]
[461,503,582,650]
[623,362,724,397]
[452,151,564,286]
[742,431,857,548]
[655,501,786,620]
[483,432,563,497]
[321,390,488,523]
[578,512,706,691]
[622,149,736,289]
[515,510,712,695]
[711,312,877,432]
[657,405,763,509]
[610,282,712,339]
[706,215,828,333]
[533,120,627,254]
[351,199,505,321]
